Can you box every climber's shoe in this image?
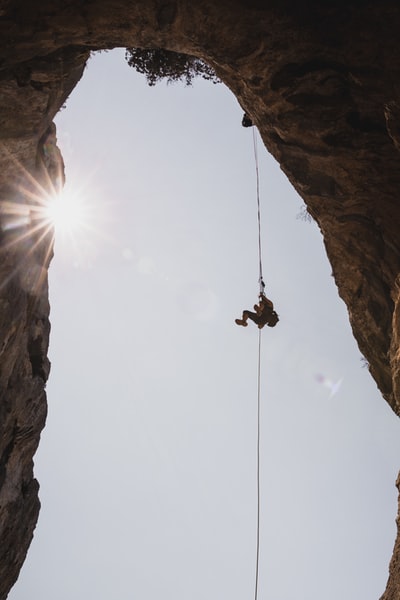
[235,318,248,327]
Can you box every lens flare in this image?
[315,374,343,398]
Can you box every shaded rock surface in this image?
[1,1,400,598]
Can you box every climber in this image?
[235,293,279,329]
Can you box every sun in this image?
[39,182,105,268]
[0,148,112,284]
[0,153,112,275]
[43,188,88,235]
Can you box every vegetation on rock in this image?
[125,48,220,86]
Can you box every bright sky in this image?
[9,49,400,600]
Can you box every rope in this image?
[252,127,264,600]
[252,128,265,296]
[254,328,262,600]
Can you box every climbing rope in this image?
[252,126,263,600]
[255,327,262,600]
[252,128,265,296]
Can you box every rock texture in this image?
[1,1,400,598]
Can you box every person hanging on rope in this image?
[235,292,279,329]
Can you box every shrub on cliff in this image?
[125,48,220,86]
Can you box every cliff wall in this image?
[1,1,400,598]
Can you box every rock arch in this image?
[1,2,400,598]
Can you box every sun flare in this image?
[0,161,110,274]
[44,188,87,235]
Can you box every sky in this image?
[9,49,400,600]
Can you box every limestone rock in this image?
[1,1,400,598]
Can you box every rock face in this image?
[1,1,400,598]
